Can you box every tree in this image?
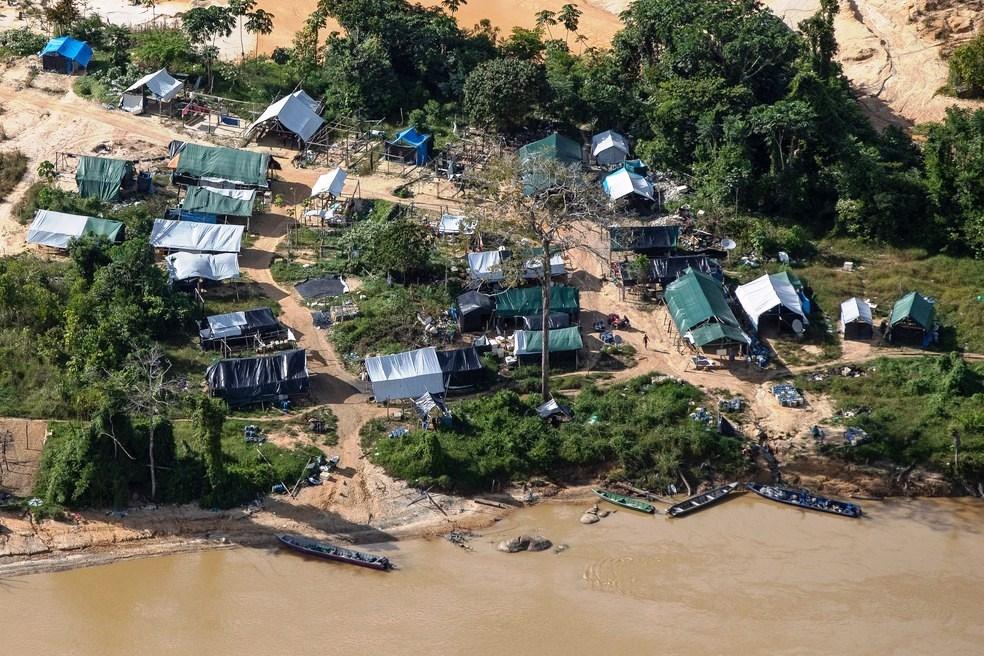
[557,3,582,45]
[118,346,179,500]
[36,160,56,182]
[316,33,399,119]
[193,396,226,495]
[441,0,467,16]
[798,0,839,79]
[463,57,546,132]
[245,9,274,58]
[948,32,984,98]
[534,9,557,39]
[106,25,132,69]
[132,28,194,71]
[141,0,158,20]
[470,156,609,398]
[182,6,235,91]
[44,0,80,35]
[228,0,257,61]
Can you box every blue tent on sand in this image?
[40,36,93,74]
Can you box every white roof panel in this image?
[603,168,654,200]
[151,219,244,253]
[310,167,348,198]
[124,68,183,102]
[365,347,445,402]
[735,273,808,329]
[438,214,476,235]
[165,252,240,281]
[246,92,324,142]
[467,249,564,281]
[840,297,872,324]
[26,210,89,249]
[591,129,630,157]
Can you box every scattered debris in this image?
[718,398,744,412]
[844,427,871,447]
[772,384,804,408]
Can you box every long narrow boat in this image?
[745,483,862,518]
[277,534,393,570]
[593,488,655,514]
[666,482,741,518]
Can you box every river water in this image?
[2,496,983,655]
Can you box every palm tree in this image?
[441,0,467,16]
[574,33,588,54]
[557,3,582,45]
[534,9,557,39]
[246,9,275,58]
[228,0,256,61]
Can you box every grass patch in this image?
[363,376,745,492]
[0,150,27,201]
[798,355,984,483]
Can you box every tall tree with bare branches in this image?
[470,155,609,398]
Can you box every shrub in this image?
[0,29,46,57]
[0,150,27,201]
[948,33,984,98]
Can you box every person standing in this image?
[642,333,649,350]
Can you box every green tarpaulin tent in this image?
[495,286,580,318]
[514,326,583,355]
[176,144,270,188]
[83,216,124,240]
[890,291,935,330]
[665,268,745,348]
[518,133,583,195]
[76,156,134,201]
[182,186,255,217]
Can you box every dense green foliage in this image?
[0,28,46,57]
[799,356,984,485]
[365,377,745,491]
[0,150,27,201]
[948,32,984,98]
[463,58,545,131]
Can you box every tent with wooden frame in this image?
[173,143,270,189]
[494,286,580,321]
[39,36,92,74]
[735,271,809,334]
[513,326,583,366]
[840,297,873,340]
[665,268,748,356]
[120,68,184,115]
[205,349,309,407]
[591,129,630,167]
[385,127,432,165]
[310,167,348,199]
[164,252,240,282]
[181,185,256,219]
[244,90,325,144]
[199,307,294,353]
[602,167,655,202]
[887,291,935,346]
[608,225,679,256]
[150,219,243,253]
[436,346,485,390]
[75,156,136,201]
[518,132,583,195]
[27,210,123,250]
[455,291,493,332]
[365,346,446,402]
[466,249,565,283]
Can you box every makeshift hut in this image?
[537,398,573,422]
[887,291,935,347]
[295,276,349,301]
[27,210,123,250]
[437,346,485,390]
[466,249,565,283]
[365,347,445,402]
[413,392,450,426]
[665,268,748,357]
[245,90,325,145]
[602,167,656,203]
[150,219,243,254]
[455,291,493,332]
[385,127,432,166]
[840,297,873,340]
[173,143,270,189]
[519,312,570,330]
[205,349,309,407]
[310,167,348,200]
[518,132,583,195]
[75,156,136,201]
[591,130,630,167]
[735,271,809,334]
[181,186,256,225]
[437,214,476,236]
[514,326,583,366]
[494,286,580,325]
[120,69,184,115]
[199,307,292,353]
[40,36,92,74]
[650,255,722,286]
[165,252,240,283]
[608,225,679,257]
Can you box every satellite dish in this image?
[792,319,805,335]
[721,238,737,251]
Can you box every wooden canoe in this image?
[277,534,393,570]
[666,482,741,518]
[592,488,655,514]
[745,483,862,518]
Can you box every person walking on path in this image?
[642,333,649,350]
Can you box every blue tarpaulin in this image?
[165,208,218,224]
[40,36,92,72]
[387,127,431,165]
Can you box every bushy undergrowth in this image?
[364,377,745,492]
[0,150,27,201]
[799,356,984,482]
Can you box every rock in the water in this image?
[528,536,553,552]
[580,511,600,524]
[497,535,532,553]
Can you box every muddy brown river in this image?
[2,496,983,655]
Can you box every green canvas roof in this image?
[83,217,124,240]
[176,144,270,188]
[515,326,583,355]
[773,269,802,291]
[182,186,255,217]
[75,156,134,200]
[495,286,580,318]
[665,268,740,335]
[689,323,747,348]
[890,291,934,330]
[518,133,583,164]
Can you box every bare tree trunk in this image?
[148,412,157,499]
[540,236,552,399]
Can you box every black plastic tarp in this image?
[437,346,484,390]
[295,276,347,300]
[205,349,308,406]
[609,226,680,253]
[520,312,571,330]
[650,255,721,284]
[456,291,493,316]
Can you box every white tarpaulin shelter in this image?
[165,252,240,281]
[310,167,348,198]
[150,219,244,254]
[245,90,324,143]
[27,210,122,249]
[120,69,183,114]
[603,168,655,201]
[735,272,808,329]
[840,297,872,325]
[437,214,476,235]
[591,130,630,166]
[467,250,564,282]
[365,346,445,402]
